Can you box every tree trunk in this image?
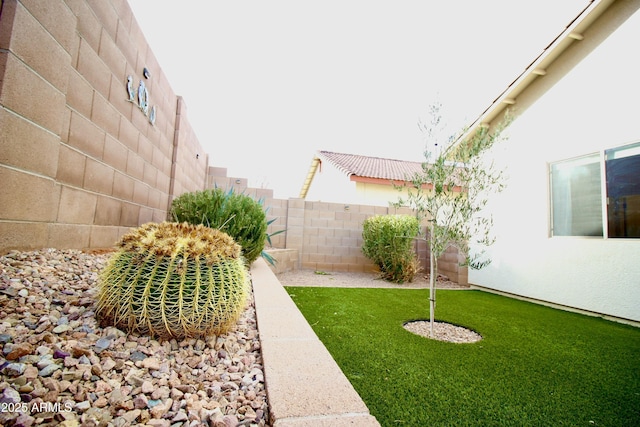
[429,225,436,338]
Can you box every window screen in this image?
[550,154,603,237]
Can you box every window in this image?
[606,142,640,238]
[550,141,640,238]
[550,154,603,236]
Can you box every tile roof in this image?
[317,151,423,181]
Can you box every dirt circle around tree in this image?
[403,320,483,343]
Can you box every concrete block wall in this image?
[206,166,248,191]
[300,201,382,272]
[274,199,395,273]
[170,98,209,205]
[0,0,208,252]
[258,197,467,283]
[264,197,288,249]
[419,238,467,285]
[262,249,298,274]
[205,168,286,250]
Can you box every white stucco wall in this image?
[305,161,359,205]
[306,162,405,207]
[469,4,640,323]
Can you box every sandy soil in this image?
[276,268,468,290]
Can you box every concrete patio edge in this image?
[250,259,381,427]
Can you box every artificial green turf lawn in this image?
[285,287,640,427]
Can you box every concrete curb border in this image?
[250,259,380,426]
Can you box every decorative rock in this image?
[0,249,269,426]
[42,376,60,392]
[36,355,54,369]
[149,400,169,418]
[223,414,239,427]
[75,400,91,411]
[52,324,72,334]
[64,357,79,367]
[91,364,102,376]
[93,396,108,408]
[130,350,147,362]
[146,419,170,427]
[61,371,80,381]
[18,383,33,393]
[133,393,148,409]
[4,363,26,376]
[208,408,226,427]
[171,411,188,422]
[5,342,32,360]
[125,374,144,387]
[59,379,71,392]
[38,363,61,377]
[94,380,112,394]
[94,338,111,353]
[170,387,184,399]
[121,408,141,423]
[101,357,116,371]
[151,386,170,400]
[109,388,126,406]
[35,345,51,355]
[141,380,154,394]
[13,413,36,427]
[141,356,160,370]
[147,398,162,408]
[0,286,17,297]
[70,346,91,358]
[0,386,21,404]
[53,349,70,359]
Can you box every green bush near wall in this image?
[171,188,268,265]
[362,214,420,283]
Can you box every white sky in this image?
[128,0,588,199]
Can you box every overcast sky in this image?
[128,1,588,199]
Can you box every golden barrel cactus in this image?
[96,222,250,339]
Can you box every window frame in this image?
[549,140,640,239]
[604,141,640,238]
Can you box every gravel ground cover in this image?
[0,249,268,427]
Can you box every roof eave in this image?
[458,0,615,143]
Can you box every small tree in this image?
[395,103,511,337]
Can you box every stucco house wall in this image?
[305,160,361,205]
[305,159,417,207]
[353,180,408,207]
[468,0,640,323]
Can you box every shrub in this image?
[95,222,249,339]
[362,214,421,283]
[170,188,268,264]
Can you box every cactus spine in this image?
[96,222,249,339]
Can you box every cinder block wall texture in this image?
[260,197,465,284]
[0,0,208,251]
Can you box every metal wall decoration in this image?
[126,74,157,126]
[137,80,149,115]
[149,106,157,126]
